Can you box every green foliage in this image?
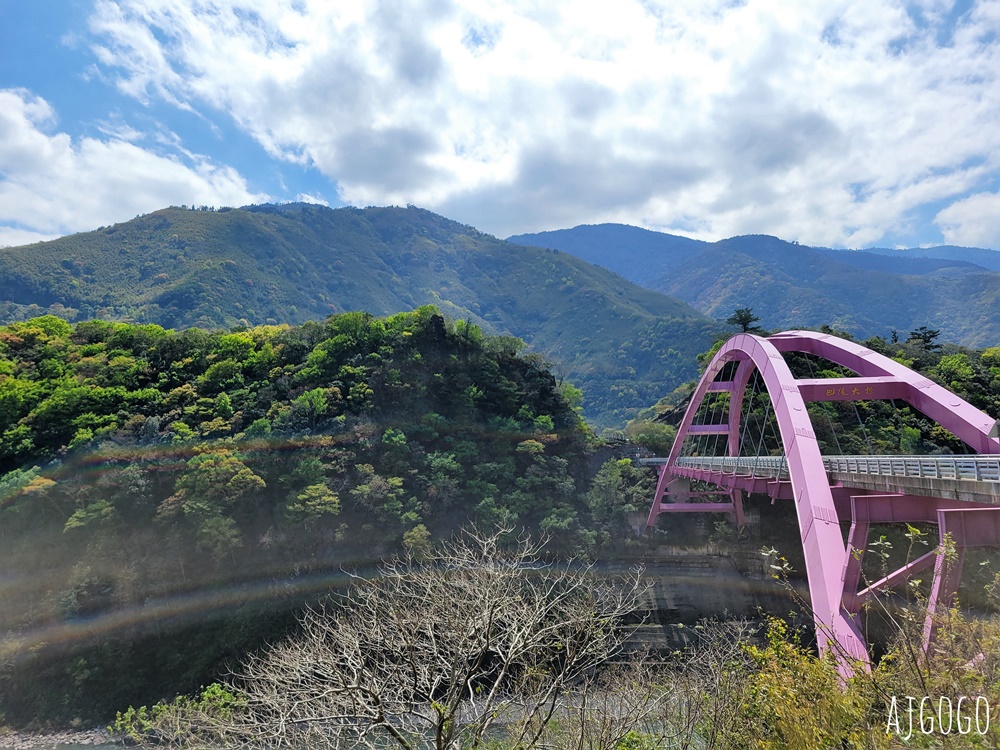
[982,346,1000,368]
[214,392,233,419]
[517,439,545,454]
[614,731,661,750]
[585,458,655,548]
[899,424,921,453]
[740,619,884,749]
[284,483,340,525]
[623,419,676,455]
[908,325,942,351]
[935,352,974,387]
[166,450,266,517]
[64,499,118,533]
[112,683,245,745]
[402,523,432,559]
[726,306,763,333]
[381,427,407,446]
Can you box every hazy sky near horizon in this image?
[2,0,1000,251]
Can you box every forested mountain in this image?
[511,225,1000,347]
[0,310,654,724]
[507,224,709,285]
[0,204,722,426]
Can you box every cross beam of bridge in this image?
[645,330,1000,677]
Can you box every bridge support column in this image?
[841,497,871,614]
[730,488,745,529]
[839,498,1000,656]
[923,543,965,650]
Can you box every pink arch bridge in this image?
[645,330,1000,672]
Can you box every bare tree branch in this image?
[156,526,646,750]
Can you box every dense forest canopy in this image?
[0,309,656,725]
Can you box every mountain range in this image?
[6,204,998,428]
[508,225,1000,347]
[0,204,721,427]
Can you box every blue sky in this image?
[3,0,1000,252]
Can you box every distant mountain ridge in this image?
[860,244,1000,272]
[508,224,709,284]
[0,204,723,426]
[510,225,1000,346]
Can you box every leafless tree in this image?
[172,527,645,750]
[531,619,761,750]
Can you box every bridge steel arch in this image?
[647,331,1000,673]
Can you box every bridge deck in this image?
[640,454,1000,504]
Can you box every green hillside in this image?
[0,204,722,426]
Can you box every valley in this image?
[2,205,1000,738]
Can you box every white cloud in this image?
[295,193,329,206]
[0,228,62,248]
[79,0,1000,247]
[0,88,266,247]
[935,191,1000,249]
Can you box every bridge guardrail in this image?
[822,455,1000,483]
[670,455,1000,483]
[673,455,789,479]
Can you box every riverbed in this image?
[0,728,115,750]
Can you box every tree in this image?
[906,326,941,352]
[906,325,941,351]
[284,483,340,526]
[726,307,763,334]
[166,528,644,750]
[586,458,656,543]
[157,449,265,560]
[214,392,233,420]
